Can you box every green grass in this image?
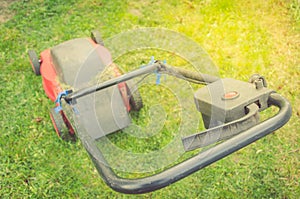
[1,0,299,198]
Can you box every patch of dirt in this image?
[0,0,17,23]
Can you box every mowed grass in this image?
[0,0,299,198]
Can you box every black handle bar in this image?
[80,93,291,194]
[64,62,220,103]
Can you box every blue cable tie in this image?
[150,56,155,64]
[155,72,161,85]
[73,107,80,115]
[140,56,155,68]
[54,106,62,113]
[149,56,162,85]
[54,90,71,113]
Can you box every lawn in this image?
[0,0,299,198]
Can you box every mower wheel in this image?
[126,80,143,111]
[49,108,75,142]
[91,30,104,46]
[28,49,41,76]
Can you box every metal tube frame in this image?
[64,62,220,103]
[80,93,291,194]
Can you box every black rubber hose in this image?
[161,64,220,84]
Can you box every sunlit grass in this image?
[0,0,299,198]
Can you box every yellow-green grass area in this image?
[0,0,299,198]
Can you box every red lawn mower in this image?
[28,30,292,194]
[28,31,142,141]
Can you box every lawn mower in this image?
[28,30,292,194]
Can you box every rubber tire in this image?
[28,49,41,76]
[49,108,65,137]
[91,30,104,46]
[49,108,75,142]
[126,80,143,111]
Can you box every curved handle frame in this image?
[80,93,291,194]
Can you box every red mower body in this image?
[39,49,62,102]
[39,39,130,110]
[29,35,141,140]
